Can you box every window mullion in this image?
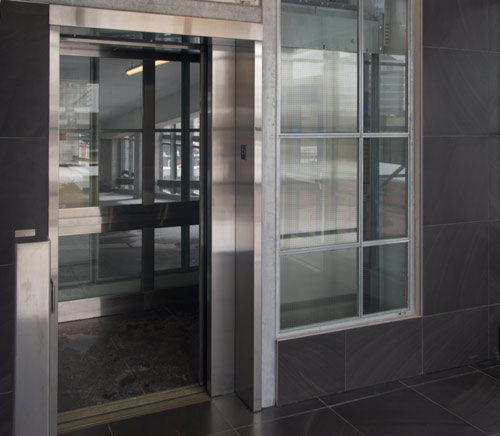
[358,0,364,319]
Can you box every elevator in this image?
[55,29,208,422]
[13,6,263,436]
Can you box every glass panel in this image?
[363,138,408,241]
[100,58,143,130]
[363,243,408,315]
[280,138,358,250]
[155,131,182,201]
[156,61,182,128]
[99,133,143,206]
[281,0,358,133]
[363,0,408,132]
[190,132,201,200]
[154,227,182,272]
[190,63,201,123]
[190,63,201,201]
[280,248,359,330]
[59,56,143,208]
[190,225,200,268]
[59,234,91,286]
[58,230,142,301]
[98,231,142,279]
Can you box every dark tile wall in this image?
[277,319,422,405]
[277,0,500,405]
[0,1,50,434]
[422,0,500,368]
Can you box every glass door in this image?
[57,31,205,414]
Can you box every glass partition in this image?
[280,138,358,250]
[363,0,408,132]
[281,1,358,133]
[279,0,410,331]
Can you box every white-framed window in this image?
[278,0,413,333]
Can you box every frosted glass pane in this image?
[281,1,358,133]
[363,243,408,315]
[364,0,408,132]
[363,138,408,241]
[280,248,358,330]
[280,138,358,250]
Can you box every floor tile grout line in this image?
[409,386,490,436]
[477,367,500,383]
[318,397,329,407]
[230,403,329,432]
[318,382,407,408]
[399,368,479,388]
[211,401,238,432]
[328,406,367,436]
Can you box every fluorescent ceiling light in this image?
[126,60,169,76]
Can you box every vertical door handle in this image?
[50,279,56,314]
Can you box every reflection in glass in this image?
[155,131,182,201]
[281,0,358,133]
[363,243,408,315]
[280,248,358,330]
[59,56,143,207]
[156,61,182,128]
[58,230,142,301]
[190,132,201,200]
[280,138,358,250]
[98,231,142,279]
[363,0,408,132]
[58,234,91,286]
[155,61,200,203]
[155,227,182,271]
[190,225,199,268]
[363,138,408,241]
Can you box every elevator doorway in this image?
[55,29,207,418]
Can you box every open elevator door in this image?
[14,7,266,436]
[54,30,208,423]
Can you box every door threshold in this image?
[58,385,208,434]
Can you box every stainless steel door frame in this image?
[14,241,51,436]
[234,40,262,412]
[48,9,264,435]
[49,5,263,41]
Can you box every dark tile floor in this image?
[63,360,500,436]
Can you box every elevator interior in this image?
[56,28,207,415]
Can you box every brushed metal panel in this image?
[48,26,60,436]
[14,241,51,436]
[234,40,262,411]
[14,229,36,238]
[253,40,263,411]
[208,41,236,397]
[50,5,263,41]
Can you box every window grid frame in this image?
[277,0,414,335]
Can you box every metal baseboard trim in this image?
[58,385,207,434]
